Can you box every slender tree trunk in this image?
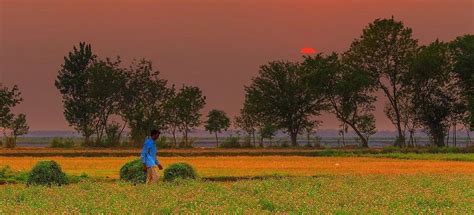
[215,132,219,148]
[306,132,311,147]
[269,136,272,147]
[118,121,127,144]
[409,130,415,147]
[466,128,471,147]
[435,132,445,147]
[342,130,346,147]
[347,123,368,148]
[184,130,188,148]
[446,125,450,147]
[252,131,256,147]
[453,123,457,147]
[172,129,177,148]
[290,132,298,146]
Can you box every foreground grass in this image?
[2,156,474,179]
[1,175,473,214]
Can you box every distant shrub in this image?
[50,138,75,148]
[178,138,196,148]
[241,140,254,148]
[27,161,68,186]
[120,159,146,184]
[103,123,121,147]
[163,163,197,182]
[280,140,290,148]
[156,136,172,149]
[220,136,241,148]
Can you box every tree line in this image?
[0,85,29,147]
[54,43,209,147]
[1,17,472,148]
[239,17,473,148]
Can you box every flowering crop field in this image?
[1,156,474,178]
[1,155,473,213]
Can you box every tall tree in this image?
[245,61,326,146]
[0,85,29,147]
[164,85,206,147]
[260,121,278,147]
[234,101,260,146]
[304,54,377,148]
[450,35,474,131]
[205,109,230,147]
[345,17,418,147]
[0,84,22,135]
[55,42,96,144]
[10,114,29,143]
[120,59,173,146]
[406,41,457,147]
[87,58,126,145]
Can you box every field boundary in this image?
[1,148,474,162]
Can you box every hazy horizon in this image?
[1,0,473,131]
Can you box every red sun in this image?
[300,47,316,55]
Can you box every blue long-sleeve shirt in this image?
[141,137,159,167]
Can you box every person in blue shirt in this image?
[141,129,163,184]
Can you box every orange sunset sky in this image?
[1,0,473,131]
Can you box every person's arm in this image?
[156,157,163,170]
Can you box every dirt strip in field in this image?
[1,156,473,179]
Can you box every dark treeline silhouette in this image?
[239,17,473,148]
[2,17,472,149]
[55,43,206,147]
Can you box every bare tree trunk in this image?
[307,132,311,147]
[290,132,298,146]
[453,123,457,147]
[467,128,471,147]
[252,131,256,147]
[172,129,177,148]
[342,130,346,147]
[446,124,450,147]
[215,132,219,148]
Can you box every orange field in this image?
[1,156,473,178]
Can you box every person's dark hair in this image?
[150,129,160,137]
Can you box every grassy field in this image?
[1,152,474,213]
[1,175,473,214]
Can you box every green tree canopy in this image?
[55,42,96,144]
[234,100,260,146]
[0,84,22,132]
[11,114,29,141]
[205,109,230,147]
[303,53,377,147]
[164,85,206,147]
[450,35,474,130]
[120,59,173,145]
[406,41,458,147]
[245,61,326,146]
[345,17,418,147]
